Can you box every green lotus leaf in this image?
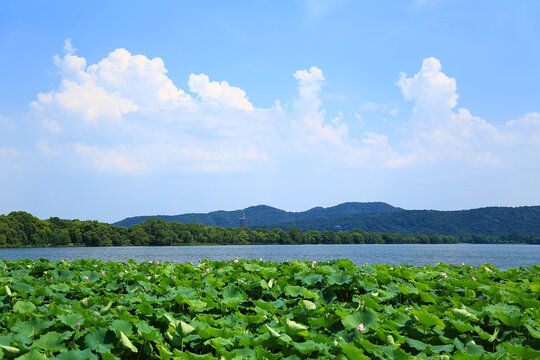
[51,283,71,292]
[265,324,281,338]
[398,283,418,295]
[356,339,377,354]
[284,318,309,337]
[525,324,540,339]
[231,347,256,358]
[292,340,326,355]
[500,342,540,359]
[34,331,72,352]
[301,273,323,286]
[57,313,85,328]
[431,344,454,353]
[14,349,48,360]
[180,321,196,336]
[452,305,478,321]
[204,336,233,349]
[55,348,98,360]
[84,328,115,354]
[301,299,316,311]
[465,340,484,355]
[341,343,369,360]
[0,344,20,354]
[110,320,133,336]
[450,319,474,333]
[135,321,162,342]
[406,337,427,351]
[419,291,438,304]
[342,308,379,329]
[136,302,152,315]
[119,331,138,353]
[185,298,207,311]
[284,285,302,297]
[13,300,36,314]
[254,345,282,359]
[327,272,352,285]
[53,269,74,279]
[410,307,444,329]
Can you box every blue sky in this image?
[1,0,539,222]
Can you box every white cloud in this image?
[40,117,62,134]
[505,112,540,147]
[32,40,193,125]
[74,144,146,174]
[291,66,349,145]
[395,57,501,166]
[188,74,254,111]
[28,43,540,176]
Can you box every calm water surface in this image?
[0,244,538,269]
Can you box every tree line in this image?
[0,211,538,248]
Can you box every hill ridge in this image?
[112,202,401,227]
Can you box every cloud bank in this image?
[28,42,540,176]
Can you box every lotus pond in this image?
[0,258,538,359]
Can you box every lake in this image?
[0,244,538,269]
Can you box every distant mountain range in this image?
[113,202,400,228]
[112,202,540,236]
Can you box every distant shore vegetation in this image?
[0,211,538,248]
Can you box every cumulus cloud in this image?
[395,57,501,166]
[188,74,254,111]
[31,39,192,125]
[291,66,349,145]
[28,43,539,175]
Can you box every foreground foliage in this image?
[0,258,538,359]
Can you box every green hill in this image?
[254,206,540,236]
[112,202,401,227]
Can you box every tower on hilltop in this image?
[240,211,248,228]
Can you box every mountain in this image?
[254,206,540,236]
[112,202,402,228]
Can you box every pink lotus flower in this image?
[83,276,89,280]
[461,262,465,266]
[234,258,239,263]
[361,300,364,306]
[101,271,106,276]
[124,270,128,273]
[357,323,366,331]
[206,268,210,273]
[50,277,53,280]
[471,276,476,281]
[76,322,80,327]
[441,272,447,278]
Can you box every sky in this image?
[1,0,539,223]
